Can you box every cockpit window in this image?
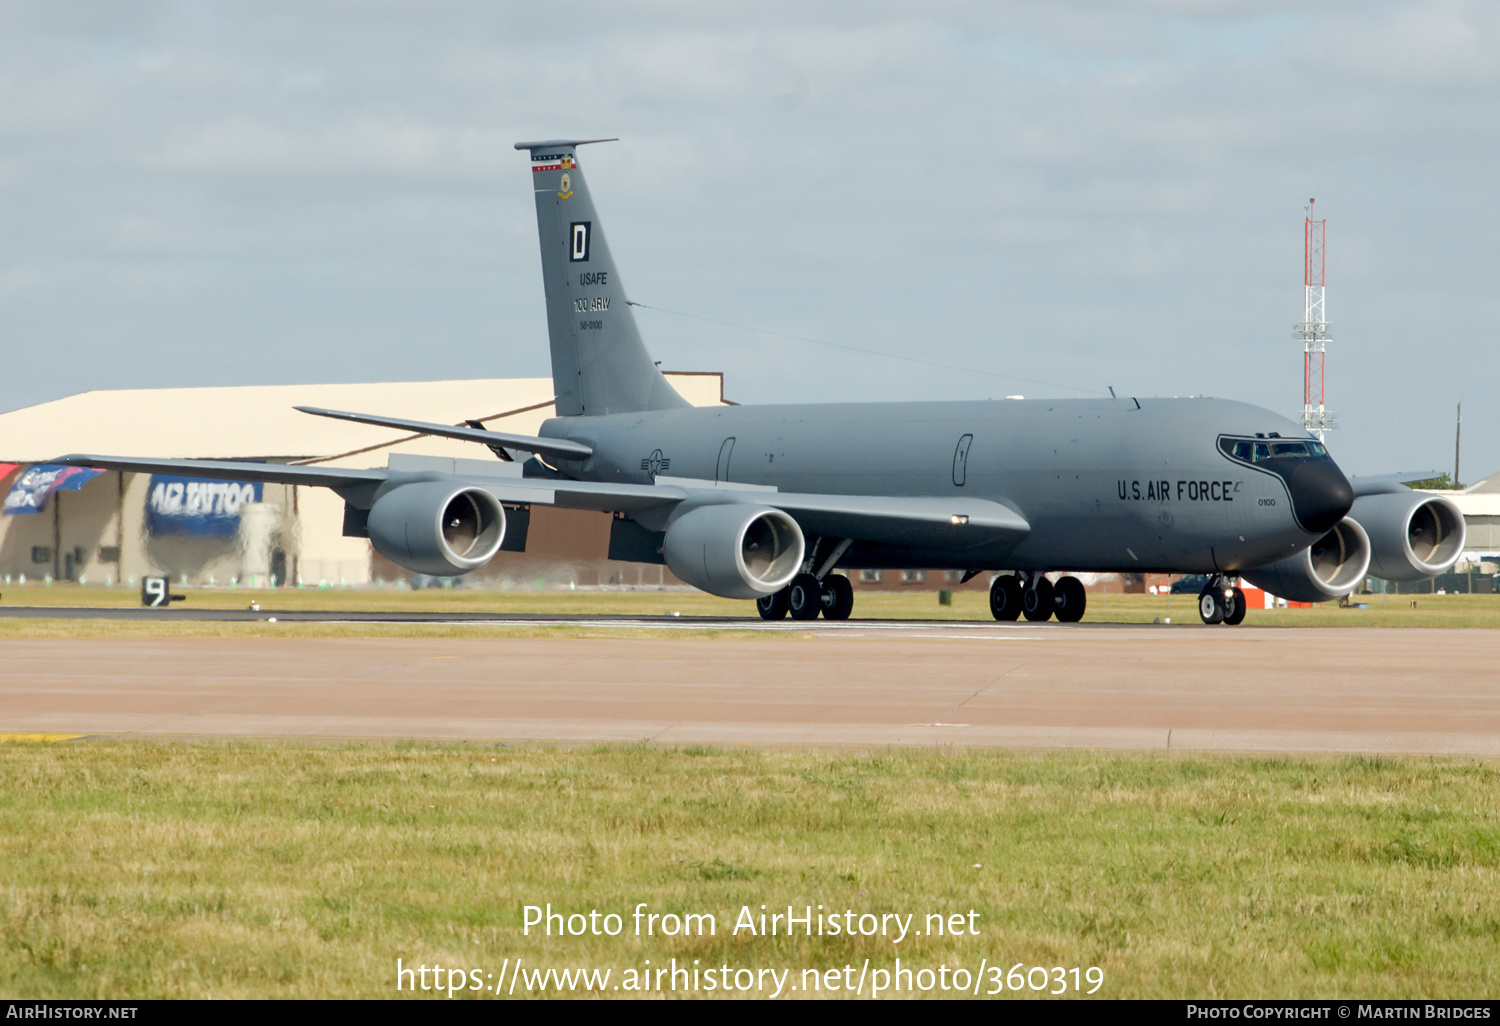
[1220,435,1329,465]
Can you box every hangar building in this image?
[0,374,727,590]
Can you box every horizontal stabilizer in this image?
[513,138,618,150]
[293,406,593,462]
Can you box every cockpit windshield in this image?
[1220,436,1329,464]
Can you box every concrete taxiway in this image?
[2,616,1498,755]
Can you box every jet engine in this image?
[1241,517,1371,604]
[366,482,506,576]
[661,503,805,599]
[1348,491,1466,582]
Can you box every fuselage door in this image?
[716,437,735,483]
[952,433,973,487]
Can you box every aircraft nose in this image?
[1288,459,1354,534]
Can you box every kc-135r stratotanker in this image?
[57,139,1466,624]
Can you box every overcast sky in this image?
[2,1,1496,478]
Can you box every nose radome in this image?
[1288,459,1354,534]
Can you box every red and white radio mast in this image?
[1296,199,1333,440]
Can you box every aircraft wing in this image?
[1349,470,1444,496]
[50,455,1028,548]
[293,406,593,463]
[754,492,1028,546]
[535,478,1030,547]
[50,455,389,490]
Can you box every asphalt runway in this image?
[3,613,1498,755]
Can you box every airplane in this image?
[57,138,1467,625]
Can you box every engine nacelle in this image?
[366,482,506,576]
[1349,492,1466,582]
[661,503,805,599]
[1242,517,1371,604]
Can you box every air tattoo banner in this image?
[145,475,263,538]
[1,464,105,515]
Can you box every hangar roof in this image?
[0,373,727,465]
[1410,470,1500,517]
[1463,469,1500,495]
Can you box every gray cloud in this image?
[0,1,1495,478]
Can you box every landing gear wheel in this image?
[757,589,789,621]
[788,573,823,621]
[1223,587,1247,626]
[1053,575,1087,623]
[1022,577,1055,622]
[822,574,854,620]
[1198,589,1225,625]
[989,575,1022,621]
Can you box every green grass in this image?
[2,741,1498,998]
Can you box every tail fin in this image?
[515,138,688,417]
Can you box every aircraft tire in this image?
[1053,575,1087,622]
[990,575,1022,620]
[757,589,790,620]
[822,574,854,620]
[1223,587,1247,626]
[1198,589,1225,625]
[788,573,823,621]
[1022,577,1055,622]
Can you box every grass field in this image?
[1,584,1499,638]
[2,740,1497,1000]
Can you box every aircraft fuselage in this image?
[543,395,1346,575]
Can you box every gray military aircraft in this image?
[57,138,1467,625]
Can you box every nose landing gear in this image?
[1197,576,1247,626]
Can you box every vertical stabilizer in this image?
[515,139,688,417]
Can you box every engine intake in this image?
[366,482,506,576]
[1241,517,1371,604]
[1349,492,1465,582]
[661,503,805,599]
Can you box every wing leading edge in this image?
[293,406,593,463]
[51,455,388,490]
[49,455,1029,552]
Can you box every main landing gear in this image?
[757,572,854,621]
[758,537,857,621]
[989,572,1087,623]
[1197,576,1247,626]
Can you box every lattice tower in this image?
[1295,199,1334,440]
